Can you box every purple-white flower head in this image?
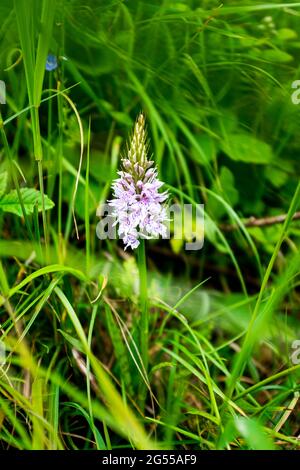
[109,113,168,250]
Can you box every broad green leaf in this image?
[0,188,54,216]
[261,48,293,63]
[0,171,8,198]
[221,133,274,164]
[218,417,275,450]
[277,28,297,41]
[265,159,294,188]
[234,417,276,450]
[266,166,289,188]
[192,135,216,163]
[217,419,237,449]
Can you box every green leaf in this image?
[58,329,84,353]
[64,402,107,450]
[104,304,133,395]
[218,416,276,450]
[217,419,237,449]
[234,417,276,450]
[277,28,297,41]
[207,166,239,218]
[266,166,289,188]
[192,135,216,163]
[33,0,56,106]
[0,171,8,198]
[221,133,274,164]
[0,188,54,217]
[261,48,293,63]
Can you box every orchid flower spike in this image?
[109,113,168,250]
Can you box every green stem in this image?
[57,82,63,244]
[138,238,148,377]
[85,118,91,274]
[37,159,49,260]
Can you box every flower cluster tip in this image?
[108,113,168,250]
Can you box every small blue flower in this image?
[46,54,58,72]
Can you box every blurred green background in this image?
[0,0,300,451]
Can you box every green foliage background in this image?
[0,0,300,450]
